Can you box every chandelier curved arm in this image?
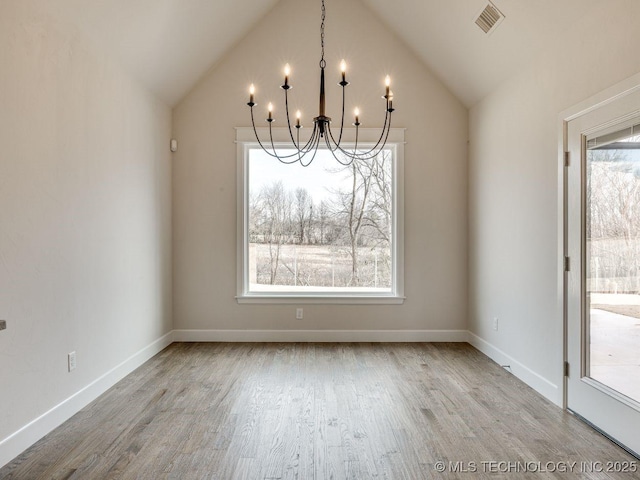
[249,107,293,161]
[335,83,347,146]
[267,122,320,167]
[323,131,358,166]
[300,132,323,167]
[325,111,392,162]
[350,108,391,156]
[296,125,302,164]
[284,88,303,152]
[296,122,323,166]
[295,121,323,157]
[249,106,319,163]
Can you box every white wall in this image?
[0,0,173,463]
[468,1,640,405]
[172,0,468,335]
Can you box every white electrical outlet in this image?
[296,308,304,320]
[68,351,77,372]
[493,318,499,331]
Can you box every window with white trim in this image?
[236,127,404,304]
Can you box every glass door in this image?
[586,128,640,405]
[566,87,640,457]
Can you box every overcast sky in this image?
[249,149,353,202]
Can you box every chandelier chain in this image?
[320,0,326,68]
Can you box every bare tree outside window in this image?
[247,148,395,292]
[587,137,640,297]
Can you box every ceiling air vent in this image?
[475,2,505,34]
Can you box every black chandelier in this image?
[246,0,395,166]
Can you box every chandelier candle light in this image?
[246,0,396,166]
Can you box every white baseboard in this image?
[467,331,561,406]
[0,331,174,469]
[172,329,469,343]
[1,329,562,470]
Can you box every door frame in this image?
[559,71,640,451]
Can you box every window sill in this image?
[236,295,406,305]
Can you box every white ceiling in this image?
[44,0,609,107]
[45,0,280,106]
[362,0,607,106]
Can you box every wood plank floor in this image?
[1,343,637,479]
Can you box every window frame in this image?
[235,126,405,304]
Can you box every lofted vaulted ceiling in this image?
[45,0,611,107]
[45,0,280,106]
